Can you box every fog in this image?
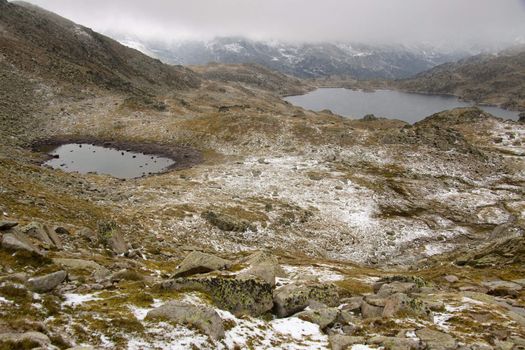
[20,0,525,47]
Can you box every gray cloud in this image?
[20,0,525,47]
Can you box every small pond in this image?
[284,88,520,123]
[43,143,175,179]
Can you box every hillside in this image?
[397,47,525,110]
[190,63,312,96]
[0,0,200,95]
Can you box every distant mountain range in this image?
[115,36,475,80]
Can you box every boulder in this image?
[340,296,364,313]
[146,301,224,340]
[27,270,67,293]
[416,328,457,350]
[107,230,127,254]
[160,274,273,316]
[1,233,42,255]
[46,228,63,250]
[174,251,231,277]
[377,281,418,297]
[21,222,54,247]
[0,331,51,348]
[244,251,287,276]
[382,293,412,318]
[273,282,339,317]
[77,227,97,243]
[239,264,278,286]
[482,280,522,297]
[52,258,110,282]
[444,275,459,283]
[295,307,339,329]
[361,301,384,319]
[329,335,366,350]
[0,220,18,231]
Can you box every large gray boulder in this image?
[27,270,67,293]
[52,258,110,282]
[160,274,273,316]
[273,282,340,318]
[416,328,457,350]
[173,251,231,278]
[146,301,224,340]
[1,233,42,255]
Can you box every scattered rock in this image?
[27,270,67,293]
[416,328,457,350]
[0,220,18,231]
[146,301,225,340]
[174,251,231,277]
[273,282,339,317]
[160,274,273,316]
[295,307,339,329]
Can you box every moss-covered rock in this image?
[160,274,273,316]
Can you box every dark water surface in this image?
[43,143,175,179]
[285,88,520,123]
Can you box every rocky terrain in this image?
[0,1,524,349]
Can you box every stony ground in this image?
[1,73,524,349]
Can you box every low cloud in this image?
[21,0,525,47]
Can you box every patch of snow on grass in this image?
[62,293,101,307]
[216,309,330,349]
[0,296,12,304]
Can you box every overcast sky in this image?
[22,0,525,47]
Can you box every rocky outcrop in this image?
[273,282,340,317]
[160,274,273,316]
[146,301,224,340]
[173,251,231,277]
[27,270,67,293]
